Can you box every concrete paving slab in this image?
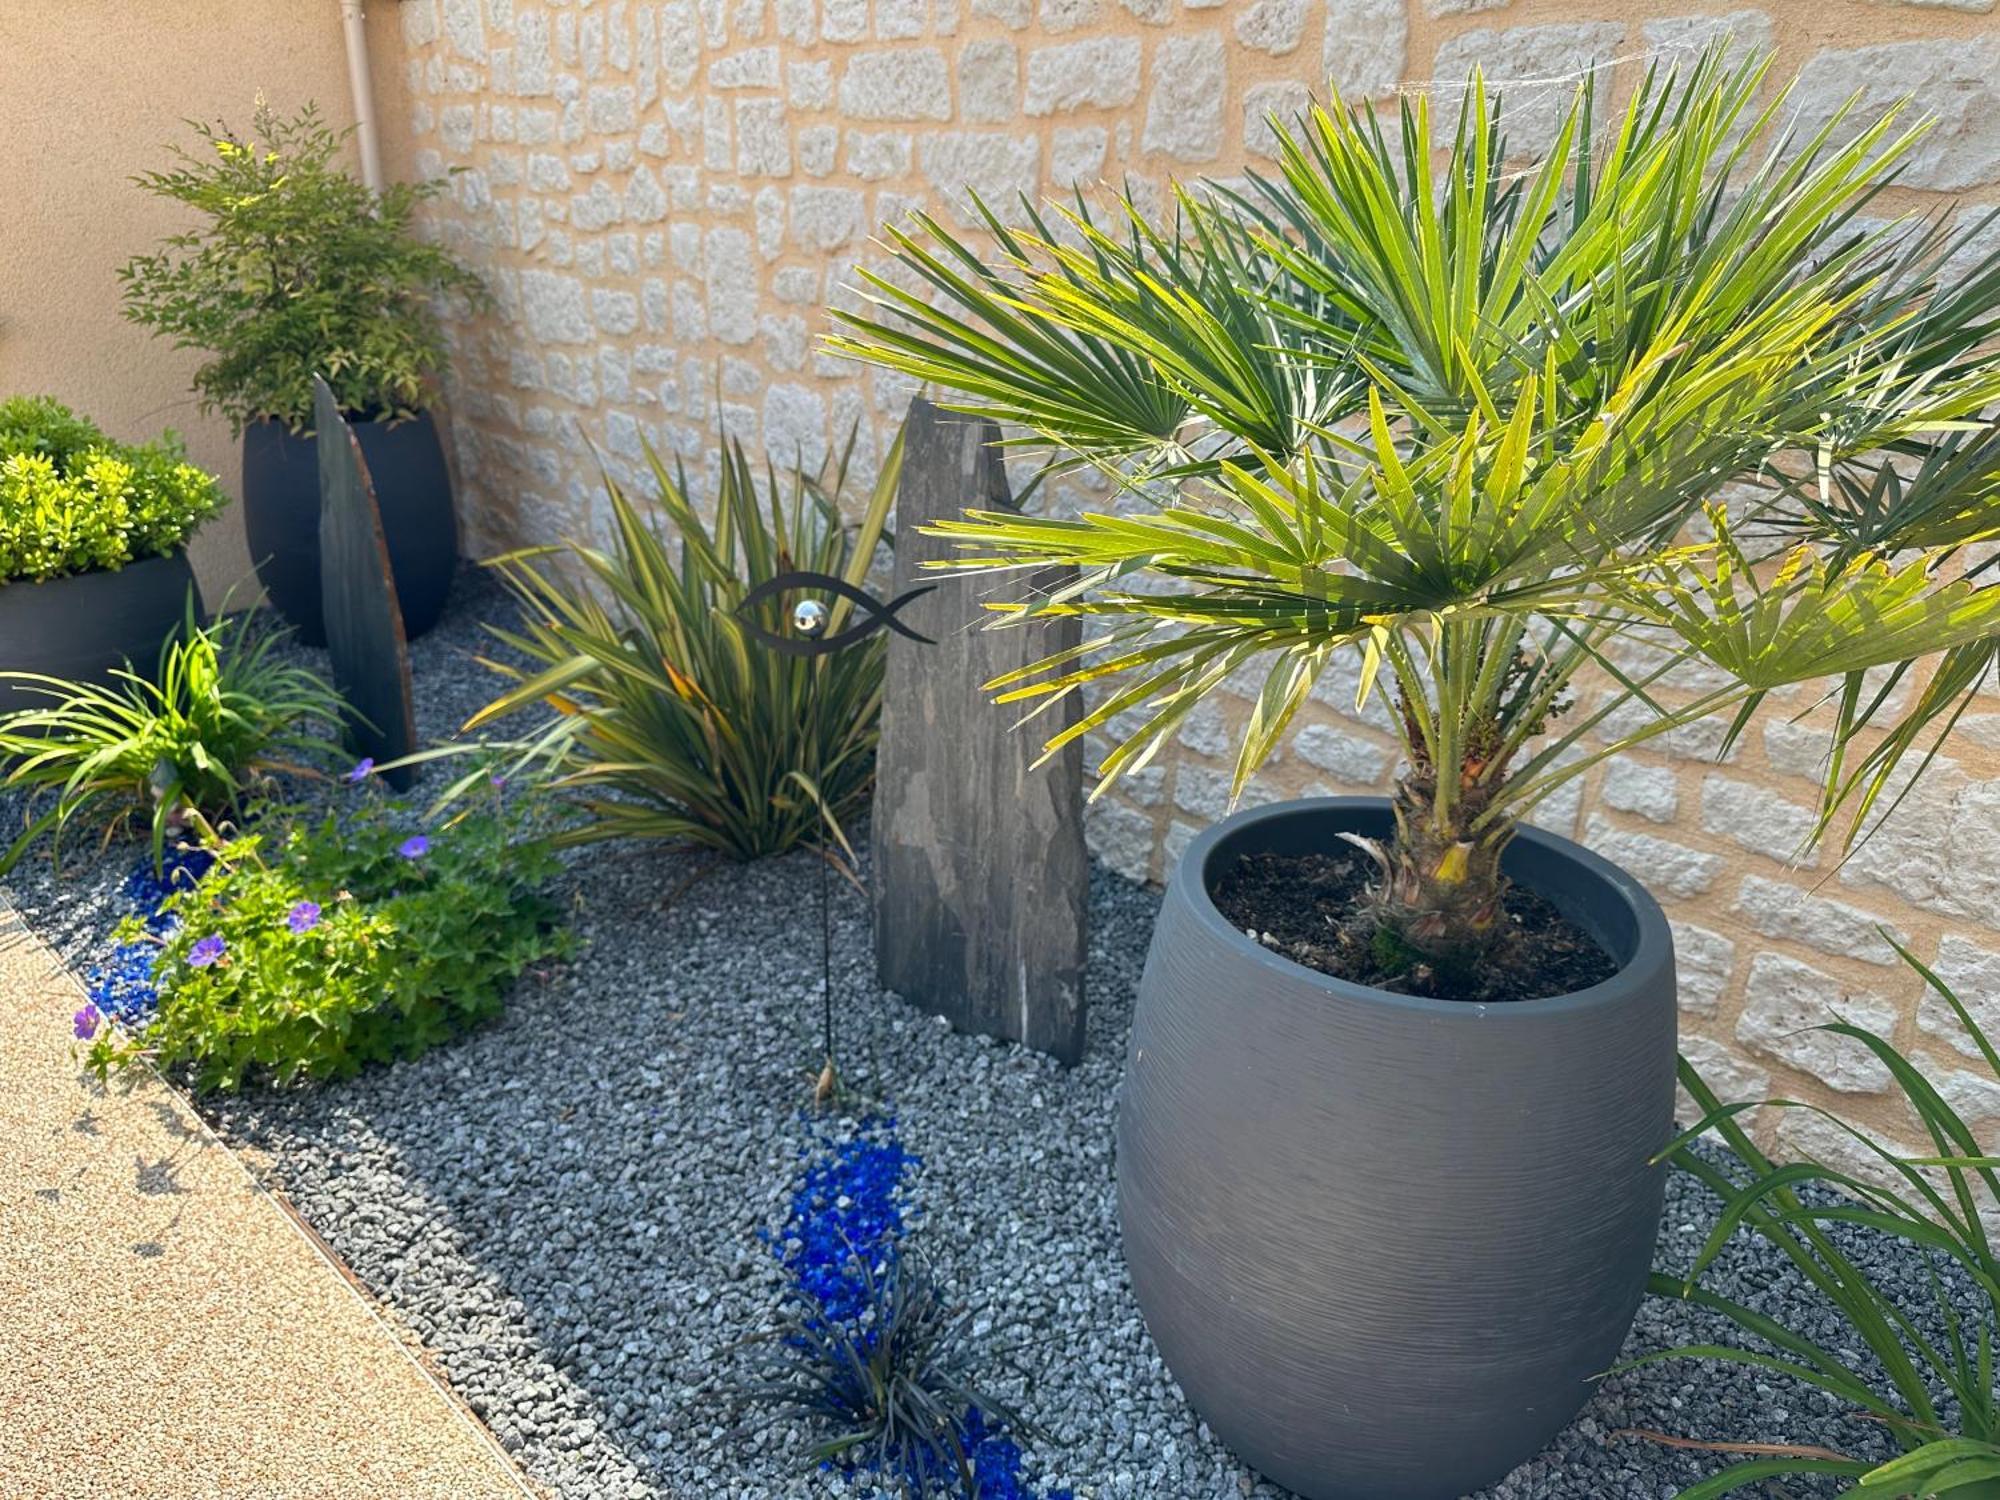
[0,898,539,1500]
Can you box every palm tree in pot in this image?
[831,49,2000,1499]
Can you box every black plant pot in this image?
[1119,796,1676,1500]
[0,551,197,719]
[242,412,457,647]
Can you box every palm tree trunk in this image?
[1365,765,1515,988]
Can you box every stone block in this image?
[1669,921,1736,1018]
[839,48,953,121]
[1737,952,1899,1092]
[1142,35,1226,162]
[1245,81,1314,160]
[703,227,757,344]
[1581,815,1723,899]
[737,98,792,176]
[1677,1033,1768,1123]
[1600,758,1679,823]
[1237,0,1309,53]
[1323,0,1407,100]
[918,131,1040,224]
[847,129,915,180]
[1024,36,1142,115]
[1733,875,1905,967]
[1926,935,2000,1059]
[959,39,1020,124]
[519,270,592,343]
[1432,23,1625,159]
[1791,41,2000,192]
[873,399,1089,1062]
[790,185,867,250]
[762,382,829,472]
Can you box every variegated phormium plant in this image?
[830,46,2000,988]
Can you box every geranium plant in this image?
[118,100,484,433]
[82,779,569,1091]
[831,48,2000,989]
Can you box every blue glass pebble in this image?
[772,1116,1066,1499]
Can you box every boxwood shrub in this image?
[0,395,225,584]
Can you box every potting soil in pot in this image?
[1211,847,1618,1003]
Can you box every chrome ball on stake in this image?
[791,597,829,640]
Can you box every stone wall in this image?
[387,0,2000,1151]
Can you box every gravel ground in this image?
[3,574,1961,1500]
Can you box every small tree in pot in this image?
[120,101,484,643]
[830,49,2000,1499]
[831,49,2000,996]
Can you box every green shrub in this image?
[0,395,225,583]
[1637,940,2000,1498]
[118,101,485,433]
[0,604,345,872]
[438,428,904,859]
[0,394,110,465]
[86,786,569,1091]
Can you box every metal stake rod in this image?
[734,573,934,1104]
[791,597,836,1099]
[815,646,833,1070]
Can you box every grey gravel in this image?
[3,574,1964,1499]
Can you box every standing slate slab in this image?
[872,399,1088,1063]
[314,376,418,792]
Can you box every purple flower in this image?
[287,901,322,935]
[188,934,226,968]
[344,758,375,785]
[397,834,430,861]
[488,773,508,791]
[72,1004,101,1041]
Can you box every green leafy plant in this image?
[118,100,485,433]
[438,427,905,858]
[830,46,2000,992]
[0,603,344,872]
[0,395,225,583]
[86,785,569,1091]
[1636,941,2000,1498]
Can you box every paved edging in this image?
[0,895,542,1500]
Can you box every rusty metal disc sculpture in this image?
[313,375,419,792]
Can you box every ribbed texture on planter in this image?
[0,551,196,719]
[1118,797,1677,1500]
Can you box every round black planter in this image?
[1119,797,1677,1500]
[0,551,197,720]
[242,411,457,647]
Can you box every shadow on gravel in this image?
[3,575,1945,1500]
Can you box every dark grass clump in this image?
[735,1119,1071,1499]
[738,1251,1039,1497]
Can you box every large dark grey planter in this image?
[1119,796,1676,1500]
[242,411,457,647]
[0,551,196,720]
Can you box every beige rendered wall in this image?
[387,0,2000,1153]
[0,0,408,605]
